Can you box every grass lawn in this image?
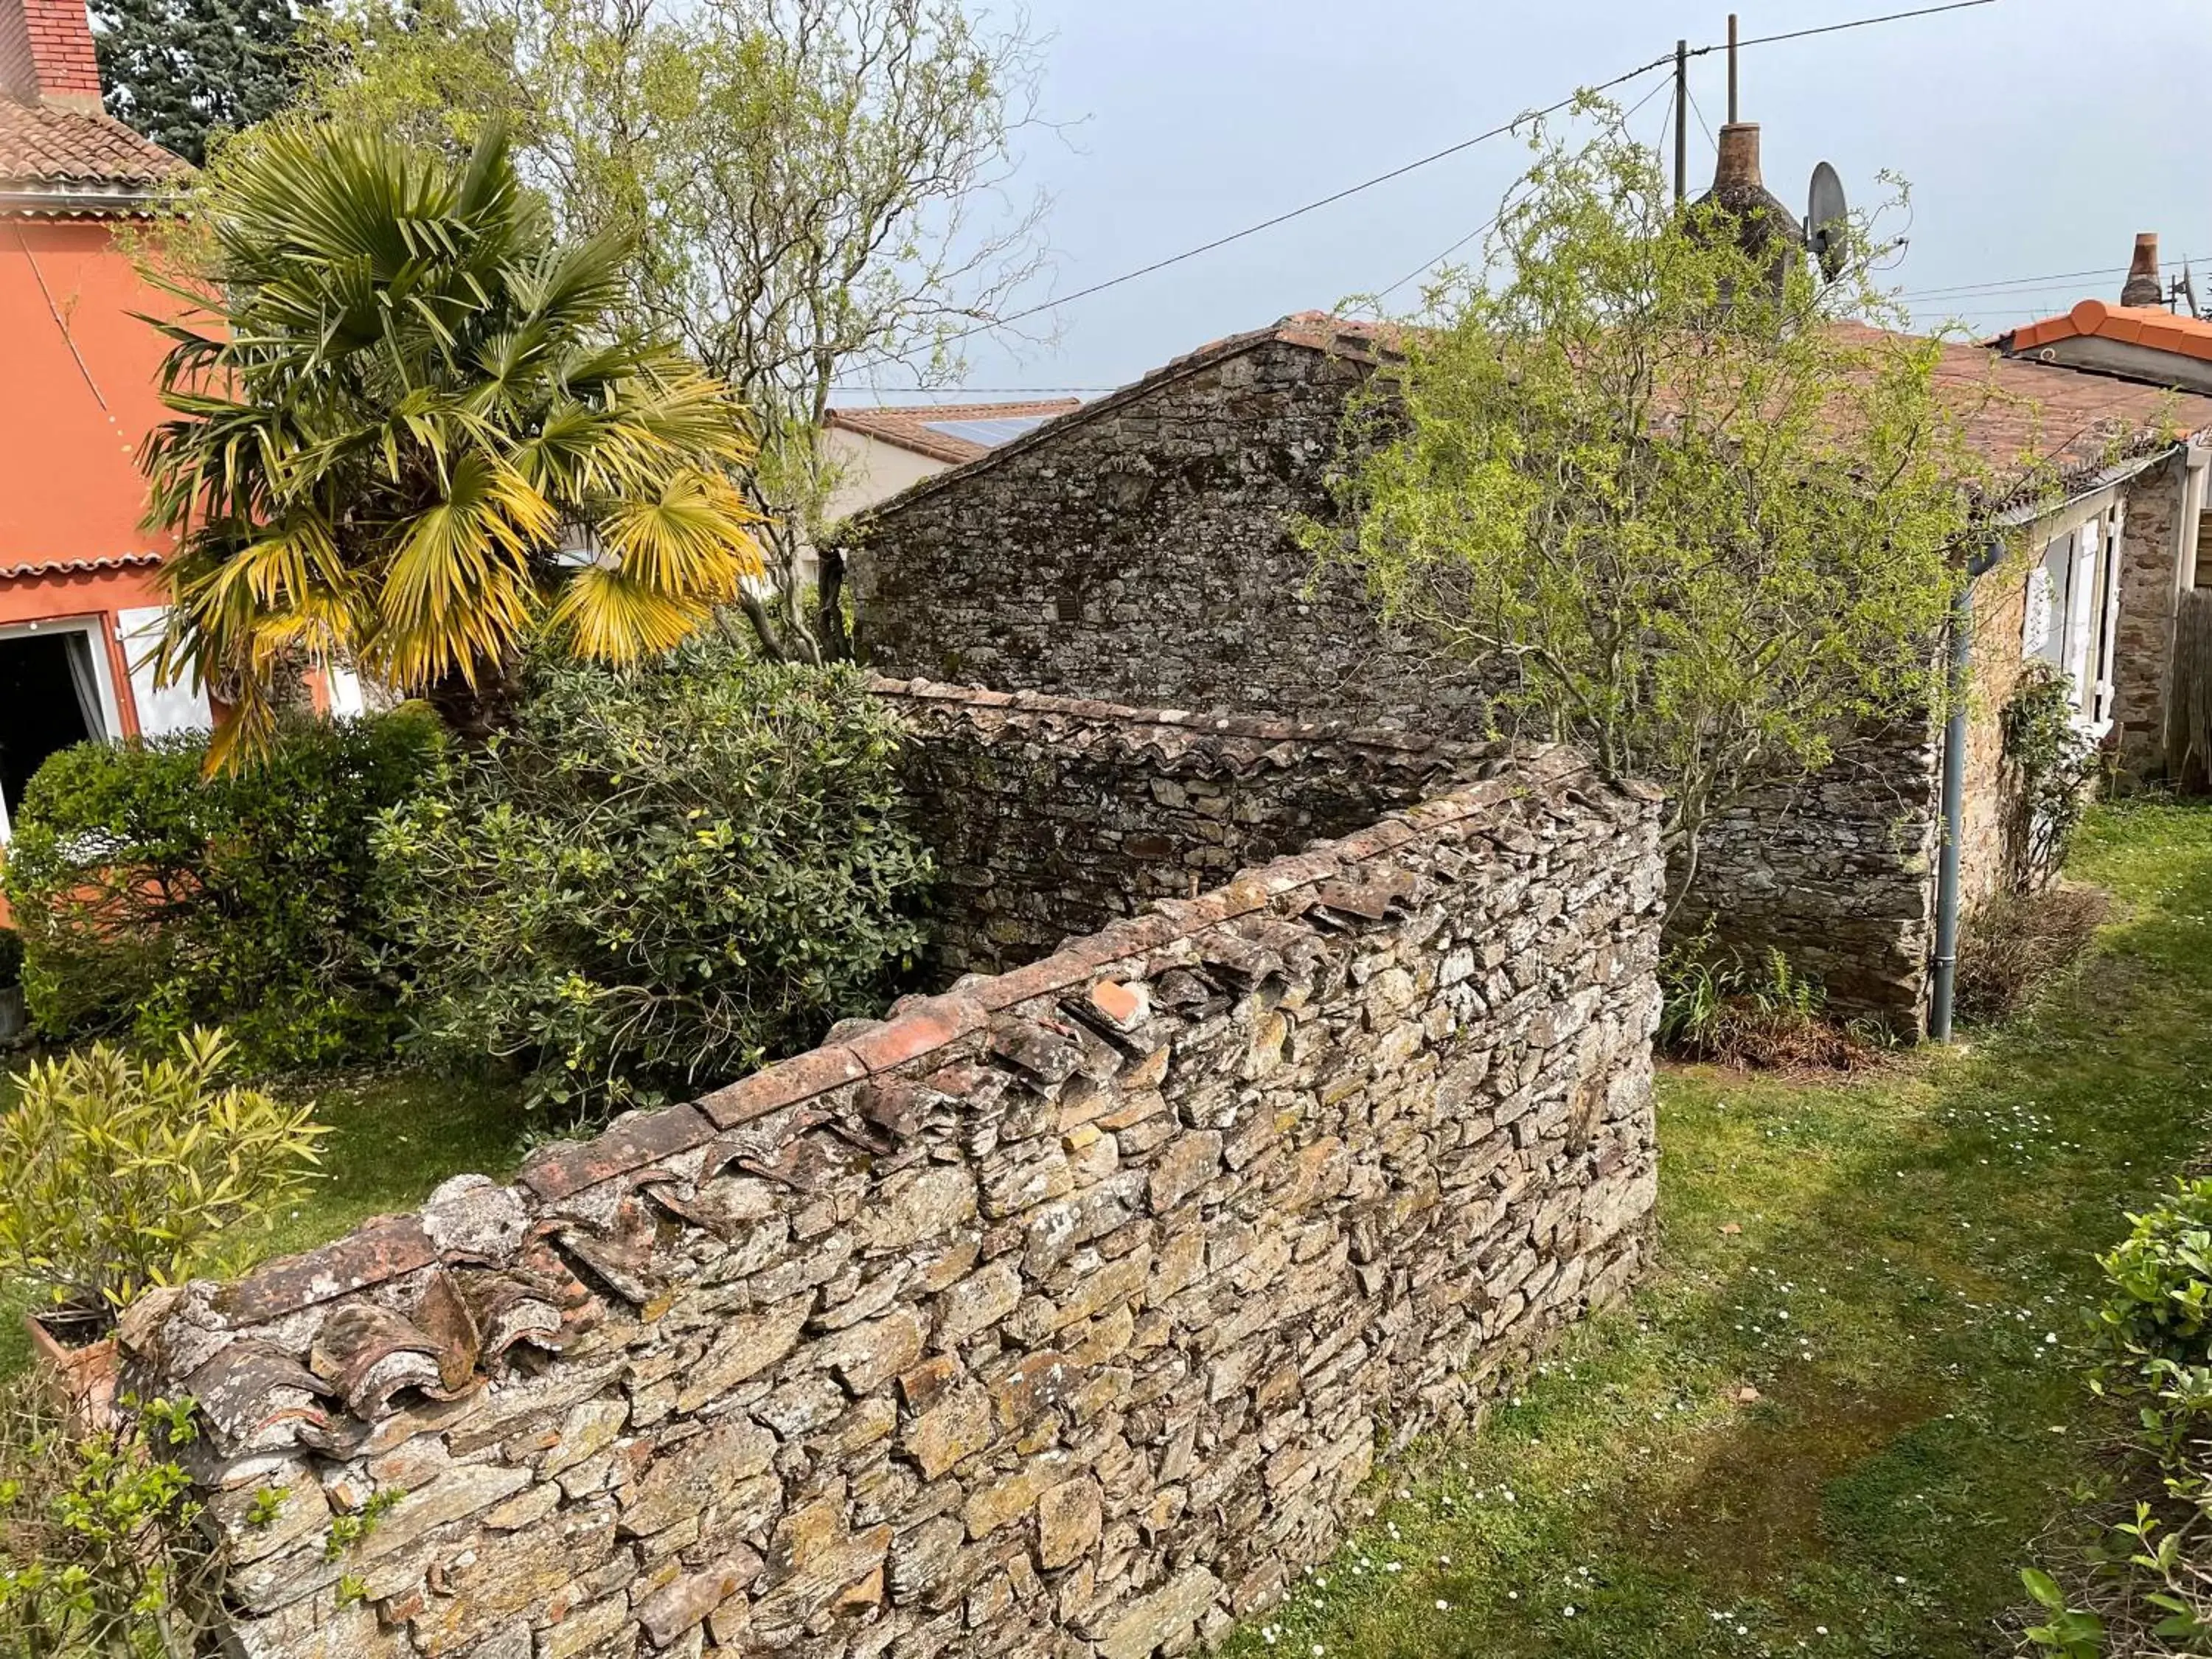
[0,1065,524,1381]
[1225,798,2212,1659]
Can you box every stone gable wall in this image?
[843,341,1957,1026]
[876,676,1498,983]
[122,749,1663,1659]
[846,338,1491,733]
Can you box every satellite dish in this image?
[2181,263,2202,320]
[1806,161,1849,281]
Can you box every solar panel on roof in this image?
[921,416,1056,448]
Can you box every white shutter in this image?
[115,607,213,737]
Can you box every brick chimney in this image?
[0,0,102,116]
[2122,232,2163,308]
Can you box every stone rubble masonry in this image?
[843,336,1955,1031]
[122,742,1666,1659]
[846,333,1490,733]
[2113,453,2189,778]
[872,675,1503,982]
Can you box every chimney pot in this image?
[2122,232,2162,308]
[1712,123,1765,195]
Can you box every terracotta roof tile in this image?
[0,550,163,582]
[0,90,184,197]
[853,313,2212,525]
[826,397,1084,465]
[1998,298,2212,367]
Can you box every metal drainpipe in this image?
[1930,538,2008,1043]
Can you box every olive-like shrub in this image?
[0,1028,326,1331]
[374,638,933,1116]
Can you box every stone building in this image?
[123,684,1666,1659]
[845,308,2212,1029]
[1988,235,2212,780]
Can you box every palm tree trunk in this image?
[424,655,526,743]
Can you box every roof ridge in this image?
[838,314,1391,526]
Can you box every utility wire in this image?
[914,52,1678,358]
[1725,0,1995,50]
[1686,83,1717,153]
[874,0,2004,366]
[1373,74,1672,305]
[1899,257,2206,304]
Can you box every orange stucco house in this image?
[0,0,200,842]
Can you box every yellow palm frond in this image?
[544,563,719,664]
[591,468,762,597]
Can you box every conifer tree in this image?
[92,0,311,165]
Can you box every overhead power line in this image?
[1898,253,2202,306]
[1725,0,1996,50]
[1374,74,1674,305]
[873,0,2003,369]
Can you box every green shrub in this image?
[0,1385,220,1659]
[1658,943,1882,1071]
[0,1029,326,1328]
[2,709,444,1069]
[2017,1183,2212,1657]
[2098,1178,2212,1379]
[374,637,933,1116]
[2003,663,2098,891]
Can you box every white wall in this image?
[821,428,951,523]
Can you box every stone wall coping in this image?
[204,735,1600,1329]
[868,673,1489,760]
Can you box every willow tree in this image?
[1319,108,1983,897]
[140,119,762,765]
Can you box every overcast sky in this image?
[841,0,2212,404]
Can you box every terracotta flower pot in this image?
[23,1310,119,1429]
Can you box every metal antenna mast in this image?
[1727,13,1739,122]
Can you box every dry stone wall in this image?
[122,748,1663,1659]
[876,676,1493,981]
[1669,726,1943,1024]
[843,329,1952,1029]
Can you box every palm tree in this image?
[139,119,762,765]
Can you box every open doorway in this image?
[0,626,113,838]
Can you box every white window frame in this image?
[2028,497,2125,741]
[0,613,126,846]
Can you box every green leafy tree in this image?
[373,634,933,1117]
[93,0,314,164]
[1316,105,1985,900]
[288,0,1051,662]
[139,117,764,765]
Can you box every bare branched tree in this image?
[293,0,1055,660]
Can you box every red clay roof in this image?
[0,89,184,199]
[826,397,1085,465]
[855,311,2212,525]
[1997,298,2212,366]
[1833,321,2212,495]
